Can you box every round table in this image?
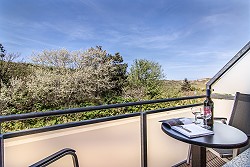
[161,122,249,167]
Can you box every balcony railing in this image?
[29,148,79,167]
[0,95,205,167]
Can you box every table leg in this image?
[191,145,206,167]
[232,148,239,158]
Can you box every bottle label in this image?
[204,106,211,115]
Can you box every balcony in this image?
[1,96,205,167]
[0,42,249,167]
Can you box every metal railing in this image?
[29,148,79,167]
[0,95,205,167]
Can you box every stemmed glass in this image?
[191,107,201,124]
[202,106,212,129]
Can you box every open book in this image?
[160,118,214,138]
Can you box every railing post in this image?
[0,135,3,167]
[0,122,3,167]
[141,111,147,167]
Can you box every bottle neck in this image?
[206,89,211,98]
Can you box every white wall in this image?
[5,117,141,167]
[211,49,250,121]
[147,107,194,167]
[212,50,250,95]
[4,107,196,167]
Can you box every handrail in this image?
[0,95,205,123]
[0,95,206,167]
[2,103,202,139]
[29,148,79,167]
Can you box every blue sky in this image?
[0,0,249,80]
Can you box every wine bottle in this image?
[204,89,214,126]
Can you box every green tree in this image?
[0,44,19,89]
[181,78,192,91]
[126,59,164,99]
[102,52,128,100]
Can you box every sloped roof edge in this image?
[207,41,250,89]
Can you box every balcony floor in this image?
[175,150,226,167]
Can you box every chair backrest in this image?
[229,92,250,137]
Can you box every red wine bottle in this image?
[204,89,214,126]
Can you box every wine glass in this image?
[202,106,212,129]
[191,107,201,124]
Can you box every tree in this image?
[126,59,164,99]
[101,52,128,99]
[32,48,72,68]
[73,46,127,99]
[0,44,19,89]
[181,78,192,91]
[0,44,5,57]
[31,46,127,102]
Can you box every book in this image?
[160,118,214,138]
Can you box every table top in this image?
[161,122,249,149]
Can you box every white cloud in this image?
[200,13,232,26]
[44,22,94,40]
[104,27,186,50]
[23,21,95,41]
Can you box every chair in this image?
[213,92,250,158]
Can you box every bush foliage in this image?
[0,46,205,132]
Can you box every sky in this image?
[0,0,249,80]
